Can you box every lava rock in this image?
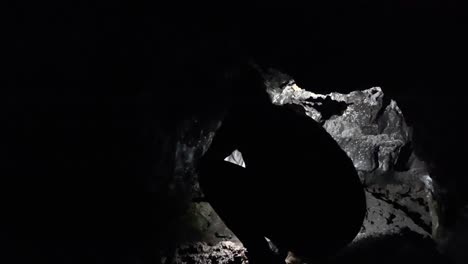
[263,71,436,241]
[177,201,240,244]
[357,189,430,239]
[171,68,439,263]
[167,242,247,264]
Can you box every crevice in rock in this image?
[375,95,392,125]
[387,213,396,225]
[372,148,380,173]
[170,68,438,263]
[394,143,414,172]
[304,96,350,121]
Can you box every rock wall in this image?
[264,70,437,240]
[164,69,441,263]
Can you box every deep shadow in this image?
[197,63,367,263]
[5,4,466,263]
[331,229,446,264]
[394,142,414,172]
[305,96,350,122]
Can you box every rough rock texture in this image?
[168,242,247,264]
[167,69,439,263]
[357,188,430,240]
[173,118,222,199]
[263,70,436,240]
[176,201,241,245]
[160,116,246,263]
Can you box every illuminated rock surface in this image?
[170,242,247,264]
[166,69,440,263]
[265,70,435,241]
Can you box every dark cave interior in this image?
[2,2,467,264]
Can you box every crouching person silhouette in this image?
[197,63,366,264]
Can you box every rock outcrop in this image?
[264,70,436,240]
[169,242,247,264]
[165,68,439,263]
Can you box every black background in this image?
[2,1,467,263]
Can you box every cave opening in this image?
[3,3,467,264]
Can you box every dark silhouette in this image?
[198,63,367,263]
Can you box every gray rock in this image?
[168,241,247,264]
[356,188,430,240]
[165,117,244,260]
[173,118,223,198]
[172,69,438,262]
[263,72,435,241]
[175,201,241,245]
[269,84,410,176]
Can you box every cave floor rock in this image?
[169,69,447,264]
